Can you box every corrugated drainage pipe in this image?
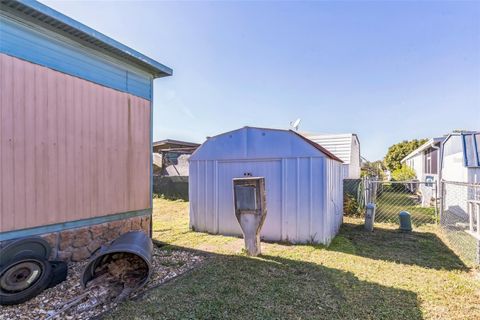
[81,231,153,289]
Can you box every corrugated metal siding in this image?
[0,14,152,100]
[324,158,344,243]
[189,128,344,244]
[190,157,336,243]
[0,54,151,233]
[191,127,330,161]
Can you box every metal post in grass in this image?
[399,211,412,232]
[434,180,438,224]
[439,180,445,225]
[364,203,376,232]
[477,239,480,265]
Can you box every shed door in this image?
[217,160,282,240]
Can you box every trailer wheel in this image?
[0,255,53,305]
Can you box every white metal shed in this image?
[189,127,344,244]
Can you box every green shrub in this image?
[391,164,416,181]
[344,194,362,216]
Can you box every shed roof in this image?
[191,127,343,162]
[0,0,172,77]
[300,133,359,164]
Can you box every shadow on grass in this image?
[329,222,468,271]
[109,244,423,320]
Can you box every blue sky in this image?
[42,0,479,160]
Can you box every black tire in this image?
[47,261,68,288]
[0,255,53,305]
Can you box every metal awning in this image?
[1,0,172,78]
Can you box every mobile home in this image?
[0,0,172,261]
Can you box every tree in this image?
[361,160,386,179]
[384,139,427,171]
[391,164,416,181]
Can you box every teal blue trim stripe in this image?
[0,208,152,241]
[0,14,153,100]
[150,78,154,209]
[472,133,480,167]
[461,134,469,167]
[149,79,154,237]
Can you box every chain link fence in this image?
[440,181,480,265]
[369,181,438,226]
[343,179,365,217]
[343,178,480,265]
[343,179,438,225]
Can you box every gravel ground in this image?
[0,245,204,320]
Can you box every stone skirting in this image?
[33,215,151,262]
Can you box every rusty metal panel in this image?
[0,54,151,233]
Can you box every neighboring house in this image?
[402,137,444,206]
[441,131,480,184]
[440,131,480,239]
[301,133,361,179]
[153,139,200,153]
[189,127,344,245]
[152,139,200,176]
[164,155,190,176]
[0,1,172,260]
[402,137,444,182]
[403,132,480,184]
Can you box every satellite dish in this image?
[290,118,301,131]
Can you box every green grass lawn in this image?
[108,199,480,320]
[375,186,437,226]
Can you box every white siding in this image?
[441,135,480,184]
[189,127,344,244]
[302,133,361,178]
[441,135,480,217]
[442,151,468,182]
[349,136,361,179]
[324,158,344,243]
[406,153,424,180]
[405,152,440,206]
[305,134,352,163]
